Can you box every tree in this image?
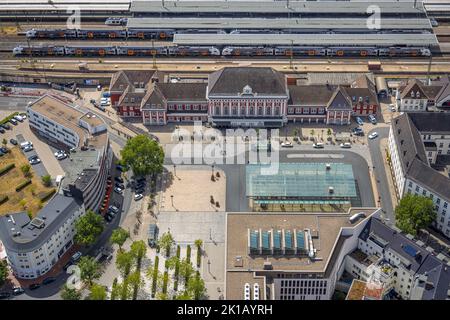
[88,283,107,300]
[74,210,104,246]
[327,128,332,137]
[115,250,134,278]
[60,284,82,300]
[20,164,31,177]
[158,232,175,257]
[120,135,164,177]
[110,227,129,251]
[174,291,193,300]
[78,256,102,287]
[130,240,147,263]
[2,138,7,147]
[186,272,207,300]
[41,175,52,187]
[395,194,436,236]
[127,271,144,300]
[0,259,7,287]
[179,258,195,283]
[110,278,120,300]
[310,129,315,137]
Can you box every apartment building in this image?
[388,113,450,238]
[396,77,450,111]
[0,95,112,279]
[344,218,450,300]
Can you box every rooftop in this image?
[225,208,380,299]
[346,279,383,300]
[0,194,82,252]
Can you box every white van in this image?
[20,141,32,149]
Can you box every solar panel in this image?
[403,244,418,258]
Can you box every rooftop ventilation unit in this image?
[30,217,45,229]
[328,186,334,194]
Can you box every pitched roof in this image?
[157,83,207,101]
[359,218,450,300]
[391,113,450,200]
[117,85,146,105]
[327,86,353,110]
[207,67,287,97]
[110,70,158,92]
[288,84,336,106]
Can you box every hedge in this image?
[15,179,32,192]
[162,271,168,294]
[196,247,201,268]
[186,245,191,264]
[0,195,8,205]
[0,163,15,176]
[174,246,181,292]
[39,189,56,202]
[0,112,19,125]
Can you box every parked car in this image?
[114,176,124,183]
[352,127,364,136]
[0,147,9,153]
[13,115,24,122]
[135,187,145,195]
[1,123,11,130]
[42,277,56,285]
[115,182,125,189]
[368,132,379,140]
[28,284,40,290]
[9,118,18,125]
[20,141,32,149]
[114,186,123,194]
[116,165,128,172]
[12,287,25,296]
[89,98,96,104]
[340,142,352,148]
[148,224,159,247]
[0,128,5,134]
[355,117,364,126]
[29,156,41,165]
[23,145,33,152]
[105,214,114,222]
[71,251,82,263]
[0,292,11,299]
[368,114,377,124]
[108,205,119,214]
[63,261,73,271]
[134,193,144,201]
[9,138,18,145]
[313,143,324,149]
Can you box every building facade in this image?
[388,113,450,238]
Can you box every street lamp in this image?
[170,195,174,207]
[211,164,215,175]
[173,164,176,176]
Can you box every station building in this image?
[0,95,113,279]
[111,67,378,127]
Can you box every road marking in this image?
[286,154,344,159]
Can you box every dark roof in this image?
[288,84,336,106]
[117,86,146,106]
[0,195,82,252]
[359,218,450,300]
[399,79,429,99]
[207,67,287,97]
[391,113,450,200]
[408,112,450,134]
[157,83,207,102]
[344,87,378,106]
[110,70,158,92]
[327,86,353,111]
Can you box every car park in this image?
[368,114,377,124]
[368,132,379,140]
[114,186,123,194]
[71,251,82,263]
[9,139,18,145]
[42,277,56,285]
[355,117,364,125]
[1,123,11,130]
[313,143,324,149]
[340,142,352,148]
[12,287,25,296]
[134,193,144,201]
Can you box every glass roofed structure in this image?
[246,163,358,211]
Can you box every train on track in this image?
[24,28,432,41]
[12,45,432,57]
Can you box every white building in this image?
[389,113,450,238]
[0,195,84,279]
[344,218,450,300]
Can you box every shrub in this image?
[39,189,56,202]
[15,179,32,192]
[0,112,19,125]
[151,255,159,298]
[196,249,201,268]
[41,175,52,187]
[162,271,168,294]
[0,163,15,176]
[186,245,191,264]
[0,195,8,205]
